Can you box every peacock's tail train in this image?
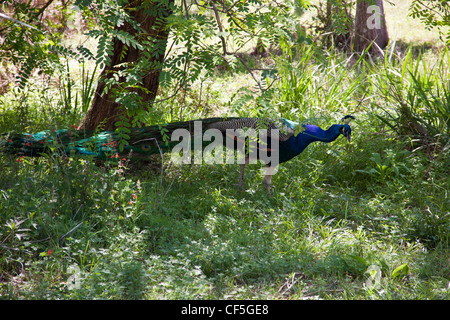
[1,117,284,160]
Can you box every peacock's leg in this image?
[238,157,249,190]
[263,165,275,195]
[239,164,245,189]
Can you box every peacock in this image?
[0,115,355,193]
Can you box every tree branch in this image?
[210,0,228,56]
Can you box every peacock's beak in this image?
[346,135,351,143]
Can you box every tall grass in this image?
[275,42,448,170]
[372,46,449,161]
[0,42,449,299]
[275,45,366,121]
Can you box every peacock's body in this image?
[1,116,354,193]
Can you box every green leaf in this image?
[261,68,278,80]
[391,263,409,279]
[159,71,172,88]
[347,255,368,266]
[75,0,93,8]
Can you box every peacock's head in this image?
[340,115,355,142]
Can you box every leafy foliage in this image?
[372,46,449,162]
[410,0,450,43]
[1,41,449,299]
[0,0,449,301]
[2,0,310,125]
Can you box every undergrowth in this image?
[0,42,449,300]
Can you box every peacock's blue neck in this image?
[279,124,342,163]
[302,124,342,143]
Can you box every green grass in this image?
[1,14,449,300]
[0,126,448,299]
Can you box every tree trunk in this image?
[78,0,172,131]
[354,0,389,54]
